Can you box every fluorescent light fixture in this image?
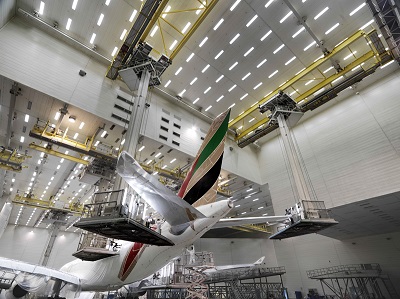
[296,67,306,75]
[79,122,85,129]
[265,0,274,8]
[129,9,137,22]
[228,84,237,92]
[240,93,248,100]
[246,15,258,27]
[304,41,316,51]
[229,103,236,109]
[155,152,161,158]
[216,95,224,102]
[268,70,278,78]
[186,53,195,62]
[72,0,78,10]
[73,133,78,139]
[314,7,329,20]
[205,105,212,112]
[215,50,224,59]
[178,89,186,96]
[285,56,296,65]
[360,19,374,30]
[292,27,305,38]
[261,30,272,41]
[350,3,366,16]
[230,0,241,11]
[39,1,45,15]
[204,87,212,94]
[253,198,259,201]
[229,33,240,44]
[111,46,118,56]
[196,2,205,14]
[280,11,292,23]
[352,65,362,71]
[20,136,24,143]
[40,152,45,158]
[150,26,158,37]
[66,18,72,30]
[199,37,208,47]
[244,47,254,57]
[182,22,191,34]
[214,18,224,30]
[162,5,171,18]
[97,14,104,26]
[193,98,200,104]
[289,90,297,96]
[169,40,178,50]
[54,111,60,120]
[139,145,145,151]
[273,44,285,54]
[146,159,152,165]
[253,82,263,90]
[90,33,96,44]
[216,75,224,83]
[120,29,127,40]
[164,80,171,87]
[242,72,251,80]
[229,62,238,70]
[344,51,357,60]
[94,140,100,146]
[241,212,247,215]
[101,130,107,138]
[305,79,314,85]
[190,77,198,85]
[325,23,339,35]
[255,59,267,69]
[105,0,111,5]
[24,114,29,122]
[162,165,167,169]
[332,76,344,84]
[380,60,395,69]
[170,158,176,163]
[323,66,334,73]
[202,64,210,73]
[175,67,182,75]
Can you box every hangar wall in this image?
[258,69,400,214]
[0,225,80,269]
[257,69,400,295]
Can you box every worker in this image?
[186,245,196,264]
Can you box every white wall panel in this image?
[0,0,15,29]
[0,225,80,269]
[273,232,400,296]
[259,70,400,214]
[0,17,125,124]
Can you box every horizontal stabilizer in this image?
[212,216,289,229]
[117,151,206,227]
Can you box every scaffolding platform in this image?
[74,216,174,246]
[269,218,338,240]
[72,247,119,261]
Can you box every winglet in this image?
[254,256,265,265]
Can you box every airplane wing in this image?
[116,151,206,227]
[211,216,289,229]
[0,257,81,298]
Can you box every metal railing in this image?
[307,264,382,278]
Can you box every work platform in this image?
[269,218,338,240]
[72,247,119,261]
[74,216,174,246]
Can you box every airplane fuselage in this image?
[60,199,232,291]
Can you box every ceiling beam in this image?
[229,30,369,128]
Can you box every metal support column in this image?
[41,223,61,266]
[276,114,311,202]
[115,70,151,191]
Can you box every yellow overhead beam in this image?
[29,143,90,165]
[140,0,170,43]
[169,0,218,60]
[13,195,84,215]
[236,50,379,140]
[229,30,370,127]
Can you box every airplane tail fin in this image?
[254,256,265,265]
[178,110,230,207]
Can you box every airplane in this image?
[0,110,289,299]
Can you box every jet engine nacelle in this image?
[0,282,28,299]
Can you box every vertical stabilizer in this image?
[178,110,230,207]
